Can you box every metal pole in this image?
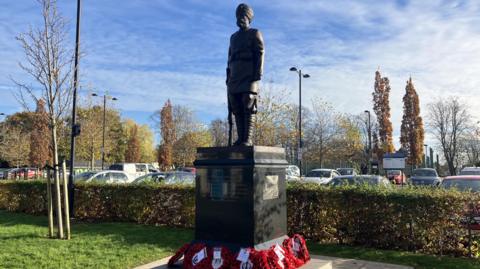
[68,0,82,217]
[368,112,372,174]
[298,70,302,175]
[102,95,106,170]
[424,144,428,168]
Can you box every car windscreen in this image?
[442,179,480,192]
[109,164,123,171]
[337,169,353,175]
[413,170,437,177]
[306,170,331,178]
[459,170,480,175]
[164,172,194,184]
[74,172,96,181]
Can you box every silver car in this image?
[74,170,131,184]
[410,168,442,186]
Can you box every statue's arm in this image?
[252,30,264,82]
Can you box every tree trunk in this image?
[51,118,64,239]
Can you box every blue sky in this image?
[1,0,480,147]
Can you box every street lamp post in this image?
[424,144,428,168]
[68,0,82,217]
[364,110,372,174]
[290,67,310,175]
[92,93,117,170]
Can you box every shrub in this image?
[1,180,479,257]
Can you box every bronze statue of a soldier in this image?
[227,3,264,146]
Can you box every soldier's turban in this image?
[236,3,254,22]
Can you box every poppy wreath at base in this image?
[167,235,310,269]
[282,234,310,267]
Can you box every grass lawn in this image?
[1,210,480,269]
[0,210,193,269]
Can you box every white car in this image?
[286,165,301,181]
[302,169,340,185]
[74,170,131,184]
[459,167,480,176]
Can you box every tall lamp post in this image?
[424,144,428,168]
[92,92,117,170]
[364,110,372,174]
[290,67,310,175]
[68,0,82,217]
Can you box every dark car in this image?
[329,175,391,187]
[336,168,357,176]
[441,176,480,230]
[410,168,441,186]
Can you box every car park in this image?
[329,175,391,187]
[74,170,131,184]
[302,169,340,185]
[410,168,442,186]
[386,169,407,185]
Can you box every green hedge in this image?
[1,180,479,257]
[287,183,480,256]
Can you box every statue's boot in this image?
[242,114,255,146]
[233,114,244,146]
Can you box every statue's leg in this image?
[229,93,244,146]
[234,113,244,145]
[241,93,257,146]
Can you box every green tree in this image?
[400,78,425,166]
[173,130,212,167]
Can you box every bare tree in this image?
[304,98,339,168]
[13,0,72,178]
[427,97,471,175]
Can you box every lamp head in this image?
[289,67,298,72]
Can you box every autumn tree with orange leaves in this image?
[372,70,395,158]
[400,78,424,166]
[157,100,175,169]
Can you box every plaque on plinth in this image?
[193,146,288,250]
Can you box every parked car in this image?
[286,165,300,181]
[441,176,480,230]
[329,175,391,187]
[176,167,196,174]
[132,172,166,184]
[108,163,157,179]
[4,167,37,179]
[336,168,358,176]
[303,169,340,185]
[410,168,442,186]
[459,167,480,176]
[164,171,195,185]
[74,170,131,184]
[386,170,407,184]
[441,176,480,192]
